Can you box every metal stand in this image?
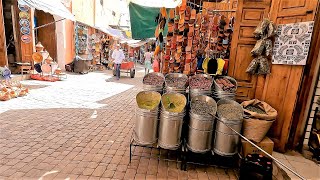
[181,138,240,170]
[129,136,185,170]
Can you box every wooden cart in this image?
[112,60,136,78]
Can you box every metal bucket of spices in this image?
[213,99,244,156]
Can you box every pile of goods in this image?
[218,103,243,120]
[161,93,186,113]
[0,80,29,101]
[136,91,161,110]
[189,76,212,90]
[215,77,236,92]
[143,73,164,86]
[241,99,277,142]
[165,76,188,88]
[245,105,266,114]
[191,99,216,116]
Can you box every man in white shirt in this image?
[112,44,125,80]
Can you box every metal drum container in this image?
[143,72,165,94]
[164,73,188,96]
[189,74,213,100]
[212,76,237,100]
[213,99,244,156]
[187,95,217,153]
[134,91,161,145]
[158,93,187,150]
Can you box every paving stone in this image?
[1,68,313,179]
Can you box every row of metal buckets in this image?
[134,91,244,156]
[143,72,238,101]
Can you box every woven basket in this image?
[242,118,274,142]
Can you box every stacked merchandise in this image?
[0,80,29,101]
[246,18,276,75]
[200,9,235,75]
[31,42,61,82]
[162,1,235,75]
[135,72,245,156]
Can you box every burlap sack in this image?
[241,99,278,142]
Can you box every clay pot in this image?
[35,42,44,52]
[41,50,49,60]
[55,68,62,74]
[45,56,53,64]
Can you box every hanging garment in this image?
[207,58,218,75]
[202,57,210,73]
[197,55,204,71]
[216,58,225,75]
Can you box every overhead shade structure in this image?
[18,0,75,21]
[96,26,129,40]
[129,2,172,39]
[128,0,182,8]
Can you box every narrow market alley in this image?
[0,67,240,180]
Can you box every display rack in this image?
[129,136,185,170]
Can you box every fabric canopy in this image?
[18,0,75,21]
[128,0,181,8]
[96,26,129,40]
[129,2,171,39]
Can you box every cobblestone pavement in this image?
[0,66,237,180]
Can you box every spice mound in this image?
[245,105,266,114]
[143,73,164,86]
[136,92,161,110]
[190,76,212,90]
[191,100,216,116]
[166,76,188,88]
[161,94,186,113]
[215,78,236,92]
[218,104,243,120]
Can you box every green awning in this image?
[129,2,171,40]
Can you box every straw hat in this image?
[32,52,43,63]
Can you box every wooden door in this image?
[0,0,8,66]
[229,0,272,101]
[230,0,319,152]
[35,10,57,60]
[263,0,318,152]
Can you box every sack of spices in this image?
[241,99,278,142]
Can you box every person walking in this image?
[112,44,125,80]
[144,49,152,75]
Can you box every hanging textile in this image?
[129,2,171,39]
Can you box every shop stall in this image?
[129,0,320,179]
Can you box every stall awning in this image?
[128,0,181,8]
[96,26,129,40]
[18,0,75,21]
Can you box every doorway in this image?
[34,10,57,61]
[2,0,18,67]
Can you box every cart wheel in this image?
[130,69,135,78]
